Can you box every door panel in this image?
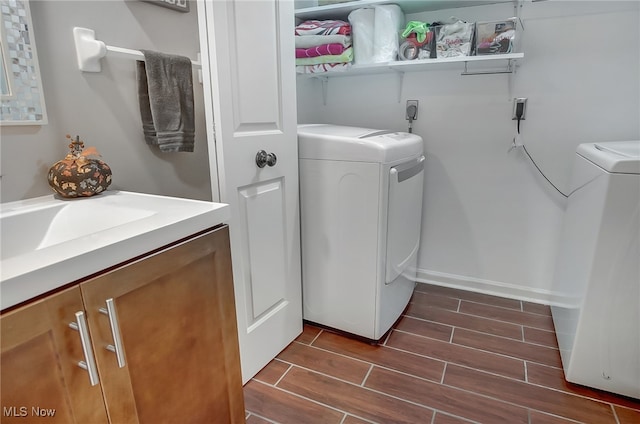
[230,0,281,131]
[239,179,288,321]
[199,0,302,383]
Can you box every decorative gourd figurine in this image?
[47,134,112,198]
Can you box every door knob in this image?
[256,150,277,168]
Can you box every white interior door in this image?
[197,0,301,383]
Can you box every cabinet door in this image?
[1,286,108,424]
[80,226,244,424]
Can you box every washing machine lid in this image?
[576,141,640,174]
[297,124,423,163]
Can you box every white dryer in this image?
[552,141,640,399]
[297,124,425,340]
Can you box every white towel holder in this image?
[73,27,202,72]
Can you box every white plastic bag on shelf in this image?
[436,20,474,58]
[372,4,405,63]
[348,8,375,65]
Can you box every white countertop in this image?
[1,191,230,310]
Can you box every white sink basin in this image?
[1,191,230,310]
[1,201,155,260]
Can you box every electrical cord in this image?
[521,144,568,198]
[516,109,569,198]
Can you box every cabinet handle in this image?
[98,298,126,368]
[69,311,100,386]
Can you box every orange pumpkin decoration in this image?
[47,134,112,198]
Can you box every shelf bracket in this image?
[390,69,404,103]
[507,59,520,100]
[514,0,525,31]
[319,76,329,106]
[396,71,404,103]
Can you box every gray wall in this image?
[1,0,211,203]
[297,1,640,302]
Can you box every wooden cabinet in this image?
[1,286,108,423]
[1,226,244,424]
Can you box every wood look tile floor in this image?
[243,284,640,424]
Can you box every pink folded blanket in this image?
[296,43,347,58]
[295,20,351,36]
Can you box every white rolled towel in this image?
[372,4,405,63]
[348,8,375,65]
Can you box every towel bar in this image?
[73,27,201,73]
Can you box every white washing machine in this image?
[551,140,640,399]
[297,124,425,341]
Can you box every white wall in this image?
[296,1,640,303]
[0,0,211,203]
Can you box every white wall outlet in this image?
[406,100,419,121]
[512,98,527,120]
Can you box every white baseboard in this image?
[415,268,562,306]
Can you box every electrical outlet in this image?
[406,100,419,121]
[512,98,527,120]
